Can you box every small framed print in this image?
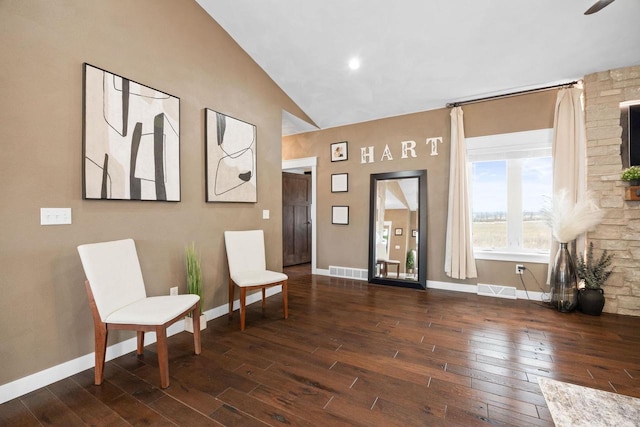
[412,229,418,238]
[332,205,349,225]
[331,141,348,162]
[395,228,403,236]
[331,173,348,193]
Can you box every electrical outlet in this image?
[170,286,178,296]
[516,264,524,275]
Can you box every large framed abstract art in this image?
[205,108,257,203]
[82,63,180,201]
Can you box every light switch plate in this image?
[262,209,270,219]
[41,208,72,225]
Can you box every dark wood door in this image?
[282,172,311,266]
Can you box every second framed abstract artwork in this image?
[205,108,257,203]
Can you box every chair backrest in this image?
[224,230,266,276]
[376,242,388,261]
[77,238,147,321]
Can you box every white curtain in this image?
[445,107,478,279]
[548,87,587,280]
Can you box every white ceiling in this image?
[196,0,640,135]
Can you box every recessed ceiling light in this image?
[348,57,360,70]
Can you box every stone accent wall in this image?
[584,64,640,316]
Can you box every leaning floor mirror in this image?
[368,170,428,289]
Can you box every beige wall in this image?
[0,0,310,386]
[283,91,556,287]
[584,64,640,316]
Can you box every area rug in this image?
[538,377,640,427]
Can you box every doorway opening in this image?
[282,157,317,273]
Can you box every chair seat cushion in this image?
[231,270,288,287]
[105,294,200,325]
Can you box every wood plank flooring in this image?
[2,264,640,426]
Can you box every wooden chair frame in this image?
[228,273,288,331]
[84,280,201,389]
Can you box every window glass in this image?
[466,129,553,257]
[521,157,552,250]
[471,161,507,249]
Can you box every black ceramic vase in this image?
[550,243,578,312]
[578,288,605,316]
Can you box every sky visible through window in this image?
[472,158,552,214]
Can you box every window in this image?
[466,129,552,262]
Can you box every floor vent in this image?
[477,283,517,299]
[329,265,368,281]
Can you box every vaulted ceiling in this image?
[196,0,640,135]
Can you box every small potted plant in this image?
[621,166,640,186]
[406,250,415,275]
[185,242,206,332]
[576,242,613,316]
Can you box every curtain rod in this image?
[446,80,579,108]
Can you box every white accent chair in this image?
[376,242,400,278]
[224,230,288,331]
[77,238,201,389]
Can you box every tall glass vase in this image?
[550,242,578,312]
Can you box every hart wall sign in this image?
[360,137,443,164]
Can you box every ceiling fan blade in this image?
[584,0,616,15]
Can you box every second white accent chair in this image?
[224,230,288,331]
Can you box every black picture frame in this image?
[331,173,348,193]
[331,141,348,162]
[82,63,181,201]
[394,228,403,236]
[332,205,349,225]
[205,108,257,203]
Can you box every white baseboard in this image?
[319,269,547,301]
[0,287,281,404]
[428,279,546,301]
[427,279,477,293]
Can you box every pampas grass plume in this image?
[544,189,603,243]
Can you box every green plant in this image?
[576,242,613,289]
[406,250,415,270]
[185,242,203,314]
[621,166,640,181]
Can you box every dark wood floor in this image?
[2,264,640,426]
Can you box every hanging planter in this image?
[621,166,640,185]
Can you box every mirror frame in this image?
[368,169,428,290]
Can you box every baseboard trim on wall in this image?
[428,279,547,301]
[318,268,548,301]
[0,287,281,404]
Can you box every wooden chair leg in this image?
[192,303,201,355]
[94,323,108,386]
[156,326,170,389]
[136,331,145,356]
[240,288,247,331]
[228,278,235,319]
[282,280,288,319]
